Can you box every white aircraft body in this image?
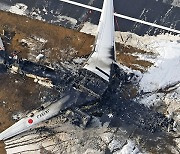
[0,0,116,140]
[0,96,69,140]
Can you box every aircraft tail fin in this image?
[83,0,116,81]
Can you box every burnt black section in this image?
[99,64,170,132]
[17,59,108,96]
[0,50,14,72]
[19,60,60,83]
[59,68,108,110]
[95,67,109,78]
[0,50,10,64]
[0,45,174,136]
[4,56,172,135]
[109,46,115,60]
[0,49,176,152]
[0,63,7,73]
[80,63,175,153]
[0,50,109,110]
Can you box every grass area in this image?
[0,10,94,62]
[116,43,154,72]
[0,73,59,131]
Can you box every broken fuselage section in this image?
[0,0,116,140]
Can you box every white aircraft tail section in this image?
[84,0,116,81]
[0,37,5,50]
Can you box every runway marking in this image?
[59,0,180,34]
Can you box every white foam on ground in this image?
[81,22,180,92]
[139,40,180,92]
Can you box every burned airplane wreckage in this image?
[0,1,177,150]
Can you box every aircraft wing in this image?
[83,0,116,82]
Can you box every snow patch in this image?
[57,15,77,26]
[80,22,98,36]
[31,9,44,21]
[9,3,28,16]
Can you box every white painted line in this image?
[114,13,180,34]
[59,0,101,12]
[59,0,180,34]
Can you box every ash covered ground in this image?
[0,1,180,154]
